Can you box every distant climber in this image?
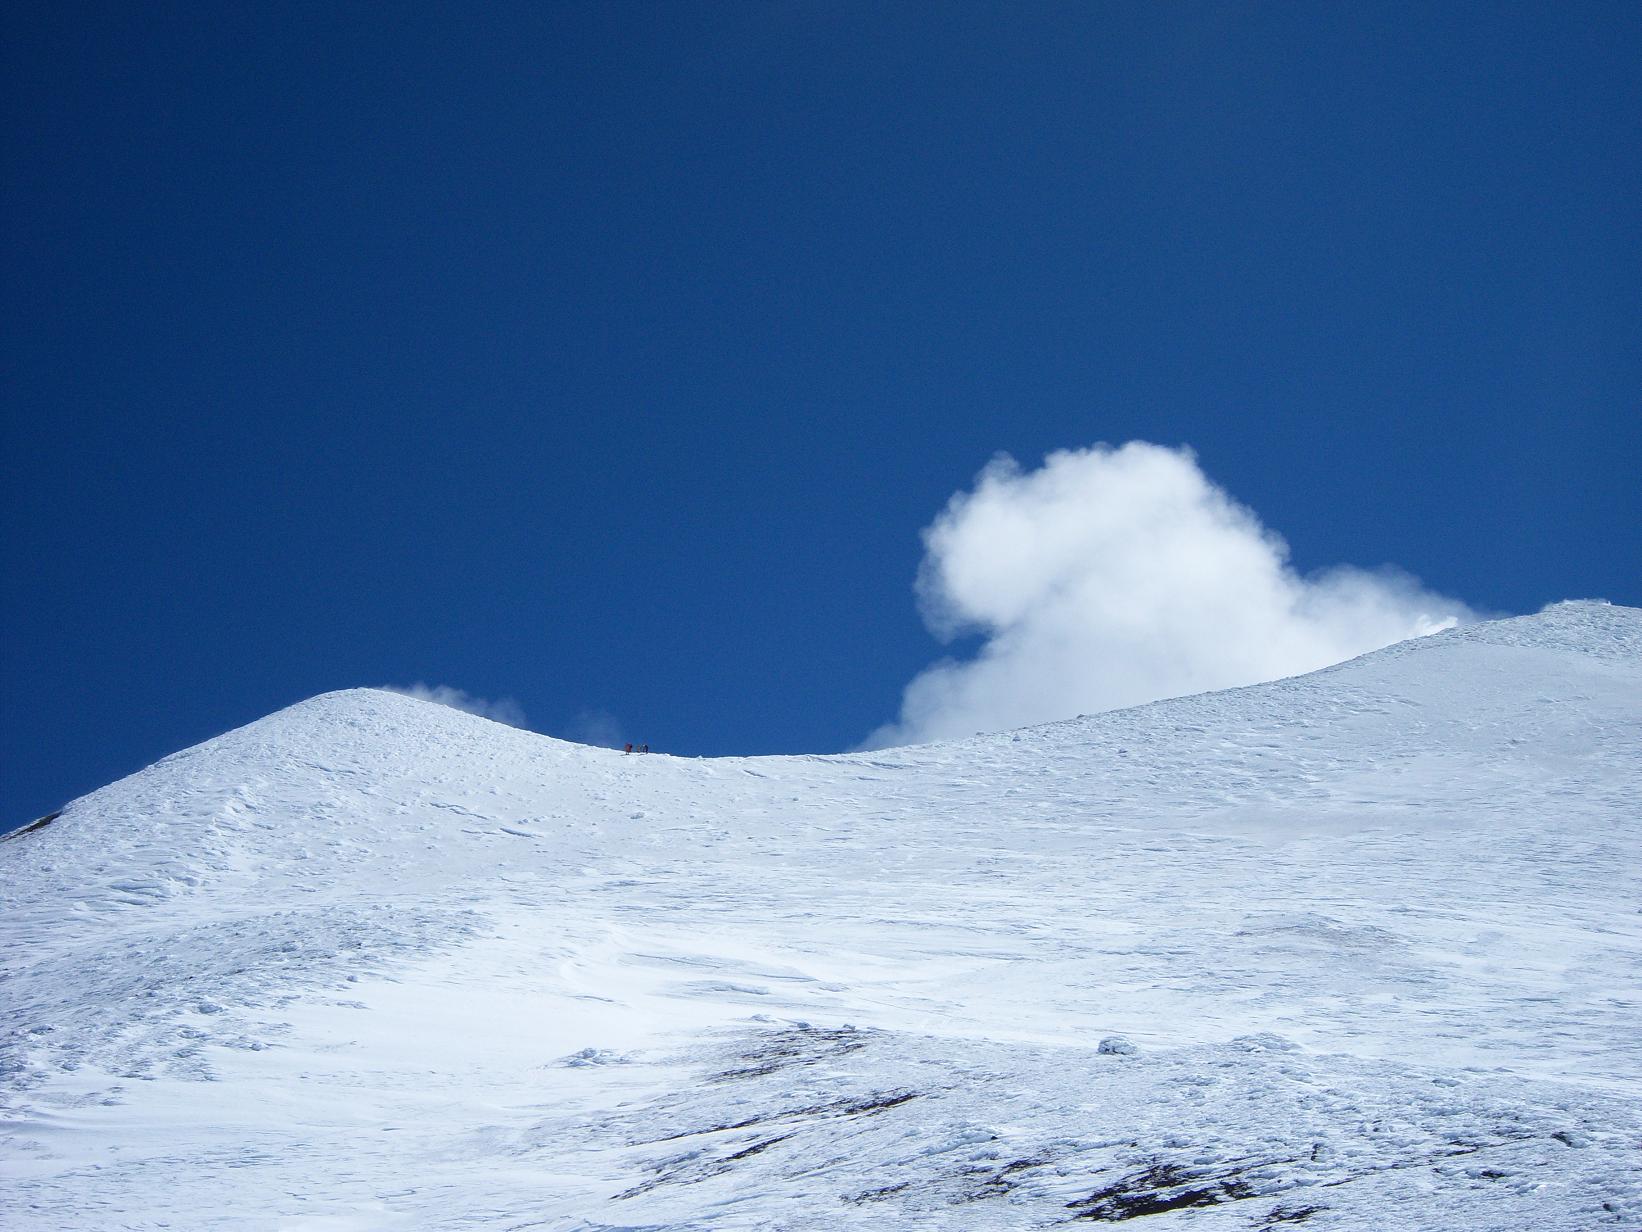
[624,743,633,755]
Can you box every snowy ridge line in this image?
[962,597,1638,753]
[2,602,1640,1229]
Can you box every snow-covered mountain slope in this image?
[4,600,1639,1230]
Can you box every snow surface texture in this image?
[3,601,1639,1230]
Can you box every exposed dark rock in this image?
[1067,1161,1269,1222]
[2,810,62,842]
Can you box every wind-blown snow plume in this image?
[380,683,527,728]
[868,442,1472,746]
[560,708,625,750]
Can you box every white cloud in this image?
[382,683,527,728]
[867,442,1472,747]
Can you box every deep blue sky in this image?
[4,2,1639,823]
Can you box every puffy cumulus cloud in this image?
[381,683,527,728]
[867,442,1472,747]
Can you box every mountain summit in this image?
[5,602,1640,1229]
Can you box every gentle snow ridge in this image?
[3,602,1640,1229]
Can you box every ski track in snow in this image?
[2,601,1640,1229]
